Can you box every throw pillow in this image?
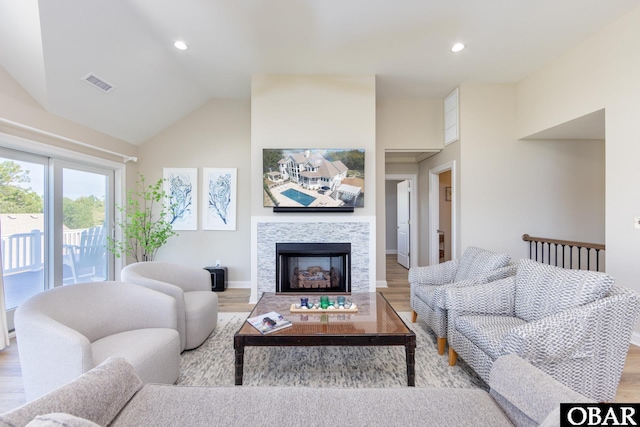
[514,259,615,322]
[454,246,511,282]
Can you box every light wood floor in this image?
[1,255,638,412]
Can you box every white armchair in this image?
[121,261,218,351]
[409,246,514,355]
[15,281,181,401]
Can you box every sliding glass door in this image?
[1,147,115,330]
[0,150,47,330]
[61,165,110,285]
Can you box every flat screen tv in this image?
[263,148,365,211]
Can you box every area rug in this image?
[178,312,487,390]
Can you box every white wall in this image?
[517,5,640,334]
[417,134,461,265]
[0,65,136,163]
[136,99,251,284]
[376,99,443,148]
[413,83,605,273]
[251,74,377,216]
[458,83,605,261]
[377,98,442,278]
[250,75,379,289]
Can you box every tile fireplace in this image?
[252,217,375,303]
[276,242,351,293]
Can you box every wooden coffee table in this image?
[233,292,416,386]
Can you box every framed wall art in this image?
[163,168,197,230]
[202,168,237,231]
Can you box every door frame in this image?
[429,161,456,265]
[385,173,418,268]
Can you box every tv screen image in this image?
[263,148,365,208]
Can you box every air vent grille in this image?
[81,73,115,93]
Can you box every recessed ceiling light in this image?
[174,41,188,50]
[451,43,465,53]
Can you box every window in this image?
[1,146,116,331]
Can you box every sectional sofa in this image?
[0,354,592,427]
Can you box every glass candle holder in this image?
[320,295,329,309]
[300,297,309,307]
[337,296,346,307]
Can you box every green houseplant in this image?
[108,174,177,262]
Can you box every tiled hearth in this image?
[251,216,376,303]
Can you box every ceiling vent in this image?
[81,73,116,93]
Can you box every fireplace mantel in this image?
[250,216,376,303]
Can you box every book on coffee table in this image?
[246,311,292,334]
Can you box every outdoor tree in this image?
[325,149,365,174]
[0,161,43,213]
[262,149,284,174]
[63,196,104,229]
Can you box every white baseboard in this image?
[386,249,398,255]
[226,281,251,289]
[376,280,388,288]
[630,331,640,348]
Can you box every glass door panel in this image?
[61,168,108,284]
[0,152,47,330]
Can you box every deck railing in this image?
[1,228,89,275]
[1,230,43,274]
[522,234,605,272]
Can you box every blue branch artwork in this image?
[208,173,231,224]
[163,168,198,231]
[168,173,193,225]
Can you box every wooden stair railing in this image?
[522,234,605,272]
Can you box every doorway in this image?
[437,171,452,263]
[429,161,456,265]
[385,174,418,269]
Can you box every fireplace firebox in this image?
[276,243,351,293]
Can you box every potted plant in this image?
[108,174,177,262]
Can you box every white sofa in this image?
[0,355,593,427]
[14,281,181,401]
[121,261,218,351]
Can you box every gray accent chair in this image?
[409,246,514,355]
[121,261,218,351]
[14,281,181,402]
[0,355,593,427]
[446,258,640,402]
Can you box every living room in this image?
[1,1,640,423]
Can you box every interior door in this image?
[396,180,410,269]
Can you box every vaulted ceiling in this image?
[0,1,636,144]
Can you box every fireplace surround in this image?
[276,242,351,293]
[251,217,375,303]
